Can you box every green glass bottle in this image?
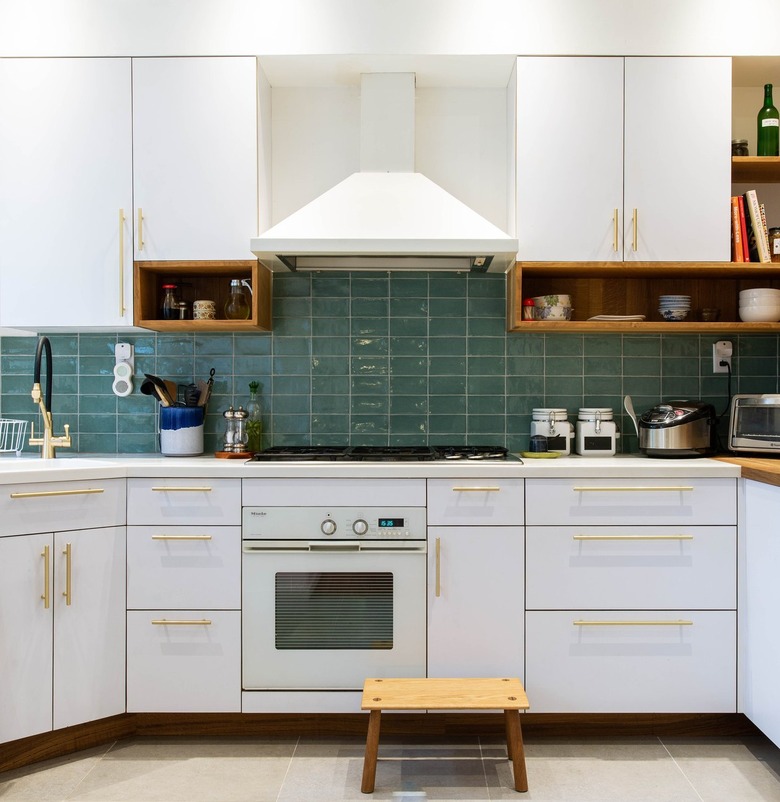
[246,381,263,453]
[757,83,780,157]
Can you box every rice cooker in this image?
[636,400,717,458]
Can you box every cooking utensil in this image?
[143,373,175,407]
[636,399,716,458]
[197,368,215,407]
[623,395,639,437]
[140,377,171,407]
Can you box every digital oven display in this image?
[378,518,404,528]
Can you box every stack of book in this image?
[731,189,772,263]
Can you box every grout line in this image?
[657,736,706,802]
[275,734,301,802]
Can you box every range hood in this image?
[251,73,518,273]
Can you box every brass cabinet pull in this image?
[632,208,638,252]
[572,534,694,541]
[613,208,619,252]
[152,534,213,541]
[10,488,105,499]
[150,486,212,492]
[62,542,72,606]
[118,208,126,316]
[151,619,212,626]
[41,545,50,609]
[137,208,144,251]
[451,486,501,492]
[573,619,693,627]
[435,536,441,598]
[572,486,693,493]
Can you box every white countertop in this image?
[0,453,741,484]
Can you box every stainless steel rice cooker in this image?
[636,399,717,458]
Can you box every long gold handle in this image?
[435,537,441,598]
[119,208,126,316]
[150,486,213,492]
[41,545,50,609]
[613,208,619,252]
[137,208,144,251]
[451,486,501,493]
[574,620,693,626]
[10,488,105,499]
[572,486,693,493]
[573,534,694,541]
[62,542,72,606]
[152,534,213,541]
[632,208,638,252]
[151,619,213,626]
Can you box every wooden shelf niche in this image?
[134,260,272,332]
[507,262,780,333]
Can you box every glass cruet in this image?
[246,381,263,453]
[224,279,251,320]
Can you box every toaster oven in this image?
[728,394,780,454]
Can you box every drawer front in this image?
[127,526,240,609]
[427,479,524,526]
[0,478,126,536]
[525,610,736,713]
[525,477,736,526]
[242,477,425,507]
[126,610,241,712]
[526,525,736,610]
[127,478,240,525]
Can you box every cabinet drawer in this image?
[127,526,240,609]
[0,478,126,536]
[526,525,736,610]
[525,610,736,713]
[427,479,523,526]
[525,477,736,526]
[242,477,425,507]
[127,478,240,525]
[126,610,241,712]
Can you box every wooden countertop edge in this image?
[715,456,780,488]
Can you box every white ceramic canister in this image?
[575,408,619,456]
[530,408,574,455]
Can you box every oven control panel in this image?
[242,506,426,540]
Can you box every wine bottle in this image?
[757,83,780,157]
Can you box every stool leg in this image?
[361,709,382,793]
[504,709,528,793]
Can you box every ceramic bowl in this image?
[739,297,780,308]
[532,294,571,309]
[659,308,689,321]
[537,304,573,320]
[739,306,780,322]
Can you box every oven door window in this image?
[275,572,392,650]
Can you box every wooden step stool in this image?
[360,677,529,794]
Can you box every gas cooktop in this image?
[249,445,513,462]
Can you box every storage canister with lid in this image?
[575,408,619,456]
[531,408,574,455]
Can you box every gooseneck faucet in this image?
[29,336,71,459]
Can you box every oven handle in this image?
[242,540,427,554]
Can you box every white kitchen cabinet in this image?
[515,56,731,262]
[741,479,780,747]
[0,58,134,329]
[132,57,258,261]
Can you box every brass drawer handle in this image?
[150,486,213,492]
[118,208,126,316]
[41,545,50,609]
[572,534,694,541]
[573,620,693,627]
[62,542,72,606]
[451,486,501,492]
[11,488,105,499]
[572,486,693,492]
[151,619,212,626]
[151,535,213,541]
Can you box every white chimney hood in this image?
[251,73,518,273]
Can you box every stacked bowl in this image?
[658,295,691,321]
[739,288,780,323]
[532,294,573,321]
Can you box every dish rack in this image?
[0,418,28,456]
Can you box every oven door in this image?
[242,540,427,690]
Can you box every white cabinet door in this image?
[428,526,523,678]
[132,57,258,261]
[0,533,53,742]
[741,480,780,747]
[0,58,133,329]
[53,527,126,730]
[623,57,731,262]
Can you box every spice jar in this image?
[732,139,749,157]
[769,227,780,263]
[522,298,536,320]
[161,284,179,320]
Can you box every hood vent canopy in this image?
[251,73,518,273]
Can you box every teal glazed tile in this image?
[467,317,505,337]
[0,335,37,355]
[271,413,310,434]
[429,356,466,375]
[662,377,701,398]
[311,274,350,297]
[311,356,349,376]
[429,375,467,395]
[467,414,505,435]
[194,334,235,356]
[390,297,428,317]
[467,356,506,376]
[740,355,778,376]
[583,395,622,412]
[120,433,158,453]
[429,275,467,298]
[467,296,505,318]
[118,413,157,434]
[545,334,584,356]
[738,334,778,357]
[351,357,389,375]
[312,395,349,414]
[429,316,467,337]
[312,374,349,395]
[156,336,194,357]
[662,357,697,378]
[468,395,505,414]
[740,376,779,393]
[0,354,36,374]
[273,316,312,337]
[273,274,311,297]
[429,297,467,318]
[584,355,622,375]
[123,335,156,355]
[545,375,584,397]
[353,336,389,357]
[233,334,273,356]
[389,337,426,356]
[310,336,350,356]
[351,298,389,320]
[507,334,544,356]
[351,318,389,337]
[352,375,388,394]
[468,275,505,298]
[233,355,272,376]
[273,375,311,395]
[506,395,537,416]
[430,395,466,414]
[390,376,427,395]
[1,395,36,414]
[429,414,467,434]
[312,316,350,336]
[274,337,312,356]
[2,374,39,394]
[506,373,545,396]
[623,336,661,357]
[544,394,584,412]
[273,355,311,375]
[583,335,622,356]
[544,355,583,376]
[79,335,118,356]
[467,375,504,395]
[390,395,427,414]
[389,414,427,434]
[78,433,117,453]
[390,275,429,297]
[662,336,700,357]
[79,394,118,414]
[311,296,349,318]
[389,317,428,337]
[311,414,350,434]
[45,334,78,355]
[52,374,78,394]
[353,396,388,414]
[351,275,390,298]
[621,355,662,377]
[624,375,662,396]
[274,296,312,318]
[584,375,623,396]
[467,337,505,356]
[430,337,466,356]
[351,415,388,434]
[78,355,114,376]
[78,414,117,434]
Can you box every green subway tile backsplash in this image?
[2,271,780,455]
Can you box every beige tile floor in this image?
[1,733,780,802]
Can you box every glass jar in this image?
[245,381,263,453]
[769,227,780,263]
[224,279,250,320]
[731,139,749,157]
[161,284,179,320]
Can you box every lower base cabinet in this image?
[525,610,736,713]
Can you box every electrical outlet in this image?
[113,342,135,397]
[712,340,732,374]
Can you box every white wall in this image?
[2,0,780,58]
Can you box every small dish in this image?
[520,450,561,459]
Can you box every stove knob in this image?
[321,519,337,536]
[352,519,369,536]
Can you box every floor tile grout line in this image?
[62,738,118,802]
[657,735,706,802]
[275,734,301,802]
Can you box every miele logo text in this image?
[250,510,268,516]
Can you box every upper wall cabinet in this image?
[132,57,259,262]
[515,57,732,262]
[0,58,134,329]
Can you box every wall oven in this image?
[242,505,427,690]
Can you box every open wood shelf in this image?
[732,156,780,183]
[134,260,272,332]
[507,262,780,332]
